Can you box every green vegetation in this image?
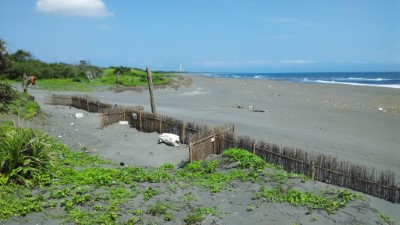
[0,47,102,80]
[378,211,394,225]
[253,186,362,214]
[0,131,369,223]
[0,38,178,92]
[100,67,174,87]
[0,81,17,113]
[0,81,40,118]
[0,126,54,186]
[184,207,219,225]
[32,78,107,92]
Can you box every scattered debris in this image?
[158,133,180,147]
[233,104,266,112]
[75,113,84,118]
[251,109,265,112]
[119,121,129,125]
[235,104,244,109]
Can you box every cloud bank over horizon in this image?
[36,0,112,18]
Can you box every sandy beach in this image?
[24,75,400,223]
[31,75,400,175]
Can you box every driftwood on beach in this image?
[44,94,400,203]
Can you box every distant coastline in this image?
[189,71,400,89]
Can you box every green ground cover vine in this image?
[0,130,374,224]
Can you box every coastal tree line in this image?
[0,38,170,86]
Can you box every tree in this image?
[11,49,33,62]
[0,39,9,72]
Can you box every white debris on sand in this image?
[75,113,84,118]
[158,133,180,147]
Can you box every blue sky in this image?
[1,0,399,72]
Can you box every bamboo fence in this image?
[100,106,143,128]
[210,134,400,203]
[188,123,234,163]
[44,94,143,128]
[130,111,207,144]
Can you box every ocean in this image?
[201,72,400,89]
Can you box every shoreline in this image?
[189,71,400,89]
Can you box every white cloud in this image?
[36,0,113,17]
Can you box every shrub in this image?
[0,126,54,186]
[0,81,17,112]
[223,148,266,171]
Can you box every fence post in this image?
[139,112,142,131]
[87,100,89,111]
[124,109,126,121]
[213,133,216,154]
[189,143,193,163]
[146,66,157,114]
[252,140,256,155]
[159,118,162,134]
[181,123,186,144]
[311,161,315,180]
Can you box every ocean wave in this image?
[316,80,400,89]
[347,77,391,81]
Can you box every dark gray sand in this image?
[21,75,400,223]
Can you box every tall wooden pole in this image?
[146,66,156,114]
[22,73,28,92]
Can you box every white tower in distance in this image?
[178,64,184,72]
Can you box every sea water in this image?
[202,72,400,89]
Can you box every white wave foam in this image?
[347,77,390,81]
[316,80,400,89]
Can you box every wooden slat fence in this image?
[44,94,143,128]
[100,107,143,128]
[210,134,400,203]
[188,124,235,162]
[44,94,72,106]
[130,111,208,144]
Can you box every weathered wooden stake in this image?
[181,123,186,144]
[146,66,156,114]
[22,73,28,92]
[189,143,193,163]
[311,161,315,180]
[252,140,256,155]
[213,133,216,154]
[139,112,142,131]
[159,118,162,133]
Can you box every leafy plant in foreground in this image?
[223,148,266,171]
[0,81,17,112]
[253,186,361,214]
[0,126,54,186]
[183,207,219,225]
